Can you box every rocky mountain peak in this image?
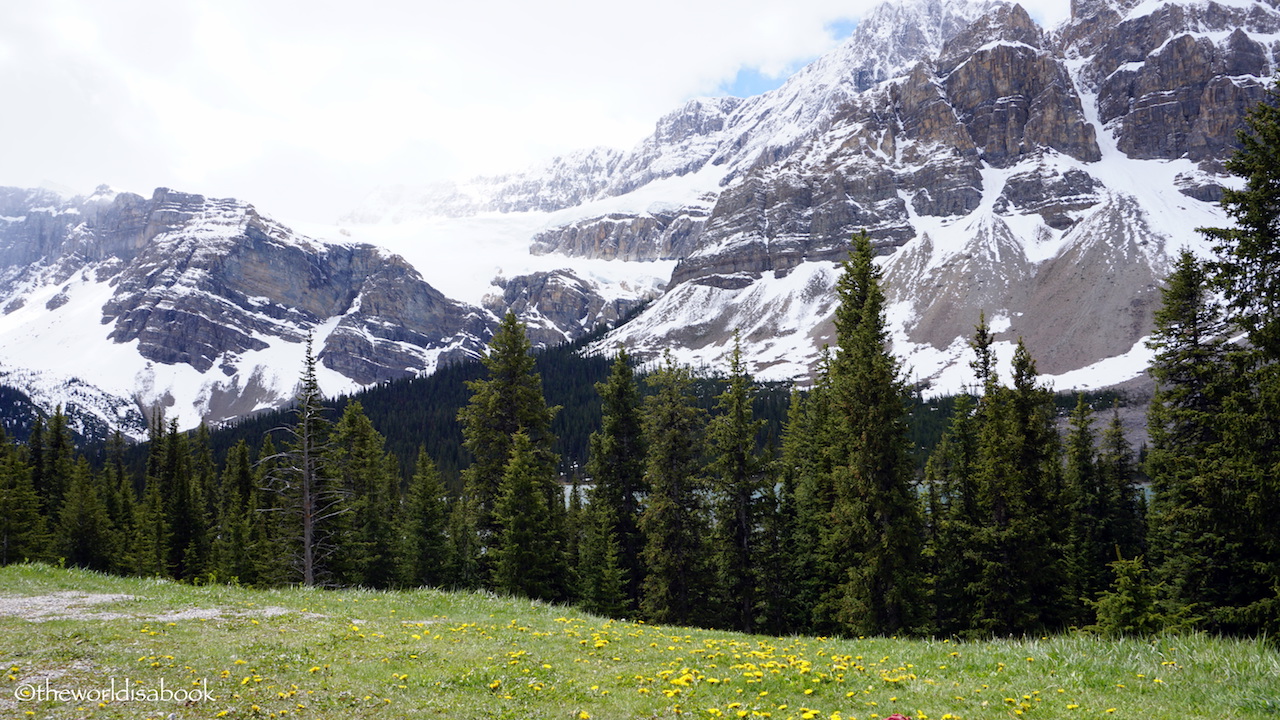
[938,2,1045,73]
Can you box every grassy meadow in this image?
[1,564,1277,720]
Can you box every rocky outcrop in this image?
[484,269,655,346]
[994,165,1103,229]
[530,202,711,261]
[939,4,1100,166]
[1073,0,1279,163]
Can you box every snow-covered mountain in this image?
[0,187,661,436]
[348,0,1276,394]
[3,0,1276,435]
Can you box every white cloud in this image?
[0,0,1072,223]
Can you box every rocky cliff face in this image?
[0,186,495,431]
[572,0,1280,389]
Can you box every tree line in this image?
[3,86,1279,639]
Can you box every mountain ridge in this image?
[2,0,1276,434]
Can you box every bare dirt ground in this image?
[0,591,315,623]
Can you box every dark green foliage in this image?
[401,448,452,588]
[57,458,116,571]
[824,233,924,636]
[779,355,838,634]
[132,453,170,578]
[249,435,291,586]
[1194,82,1280,633]
[492,432,568,602]
[0,384,44,443]
[706,336,768,632]
[922,394,981,637]
[1096,405,1146,566]
[576,492,629,618]
[329,402,402,589]
[31,408,75,518]
[968,340,1071,636]
[445,498,481,591]
[1202,79,1280,359]
[640,354,709,626]
[586,348,647,610]
[0,437,49,565]
[1064,393,1104,621]
[210,441,258,585]
[459,312,560,565]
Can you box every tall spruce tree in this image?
[0,437,48,565]
[779,351,837,634]
[1145,250,1264,631]
[706,334,768,632]
[211,441,258,585]
[922,393,981,637]
[1096,404,1145,564]
[263,336,344,586]
[100,431,136,575]
[58,459,116,572]
[458,311,559,576]
[823,232,924,636]
[401,448,452,588]
[1198,80,1280,633]
[1064,394,1109,622]
[968,339,1070,636]
[586,348,648,610]
[250,435,290,586]
[639,353,709,626]
[329,401,402,589]
[492,431,568,601]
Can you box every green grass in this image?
[1,564,1277,720]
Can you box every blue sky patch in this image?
[717,17,860,98]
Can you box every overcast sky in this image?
[1,0,1072,225]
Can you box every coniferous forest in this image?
[3,91,1280,641]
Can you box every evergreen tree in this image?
[779,352,837,634]
[639,354,709,626]
[492,431,568,601]
[0,437,49,565]
[133,461,171,577]
[922,393,981,636]
[154,418,209,581]
[263,336,344,586]
[445,498,481,590]
[329,401,402,588]
[33,407,74,517]
[249,434,291,586]
[968,339,1071,636]
[1064,393,1103,621]
[58,459,116,572]
[823,232,924,636]
[211,441,258,585]
[401,447,452,588]
[576,493,629,618]
[100,431,136,574]
[458,311,559,574]
[1202,79,1280,359]
[586,348,647,610]
[706,334,767,632]
[1145,250,1271,631]
[1096,404,1145,564]
[1198,81,1280,633]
